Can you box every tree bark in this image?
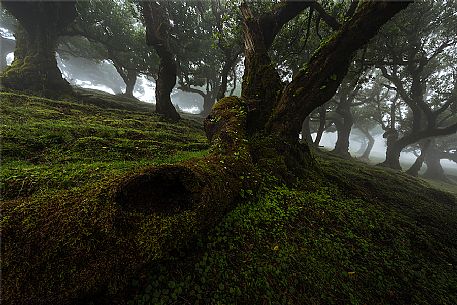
[0,1,77,97]
[358,127,375,161]
[424,147,448,181]
[405,140,431,177]
[314,106,327,147]
[141,1,180,121]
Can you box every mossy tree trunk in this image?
[266,2,405,141]
[240,1,315,135]
[0,1,77,96]
[141,1,180,121]
[405,139,431,176]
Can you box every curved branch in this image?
[310,2,341,30]
[267,1,411,140]
[177,85,206,98]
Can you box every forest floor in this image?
[1,90,456,305]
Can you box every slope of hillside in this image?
[1,92,455,305]
[128,152,456,305]
[0,91,208,200]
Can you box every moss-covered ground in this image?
[0,91,208,200]
[128,152,456,305]
[1,92,456,304]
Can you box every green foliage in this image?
[64,0,159,80]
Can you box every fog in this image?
[3,49,455,174]
[317,130,456,174]
[4,46,203,114]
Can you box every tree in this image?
[348,71,391,161]
[141,1,180,120]
[0,1,77,96]
[64,0,159,98]
[369,1,457,169]
[174,0,242,115]
[424,134,457,181]
[326,66,365,157]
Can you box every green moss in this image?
[1,92,252,304]
[129,154,456,305]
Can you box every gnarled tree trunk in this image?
[424,145,448,181]
[358,127,375,161]
[405,139,431,177]
[141,1,180,121]
[0,1,77,96]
